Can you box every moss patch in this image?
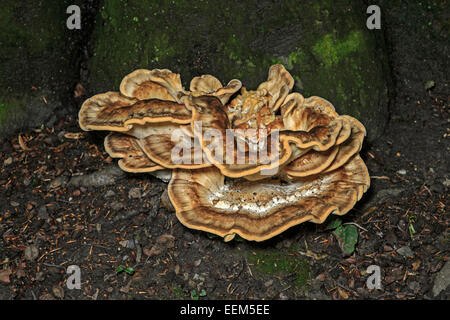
[0,96,33,128]
[312,30,365,68]
[247,247,310,289]
[0,0,83,137]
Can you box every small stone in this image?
[443,178,450,187]
[10,201,20,207]
[38,206,49,219]
[432,261,450,297]
[192,273,205,282]
[397,169,407,175]
[52,285,64,299]
[128,187,142,199]
[160,189,175,211]
[119,240,134,249]
[194,259,202,267]
[24,244,39,261]
[35,272,45,282]
[377,188,405,200]
[279,292,288,300]
[104,190,116,198]
[110,201,125,211]
[125,240,135,249]
[408,281,420,293]
[68,165,125,187]
[397,246,414,258]
[264,280,273,287]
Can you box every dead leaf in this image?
[74,83,86,98]
[371,176,390,181]
[16,269,26,279]
[132,270,144,281]
[143,246,161,257]
[18,135,32,151]
[120,279,133,293]
[412,260,421,272]
[156,234,175,248]
[0,268,12,284]
[92,288,99,300]
[361,206,377,219]
[64,132,85,140]
[298,249,328,260]
[337,287,349,299]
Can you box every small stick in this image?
[342,222,369,232]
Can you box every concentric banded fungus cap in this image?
[188,75,242,105]
[321,115,366,173]
[282,112,366,178]
[283,145,339,177]
[136,123,212,169]
[185,95,292,178]
[180,65,298,179]
[79,91,192,133]
[120,68,184,102]
[168,154,370,242]
[104,132,163,173]
[256,64,294,111]
[280,93,348,151]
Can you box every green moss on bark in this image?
[89,0,390,139]
[0,0,82,136]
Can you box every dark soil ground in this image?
[0,3,448,300]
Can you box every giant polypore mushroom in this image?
[169,154,369,241]
[79,65,370,242]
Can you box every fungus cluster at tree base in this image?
[79,65,370,242]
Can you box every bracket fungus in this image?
[79,65,370,242]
